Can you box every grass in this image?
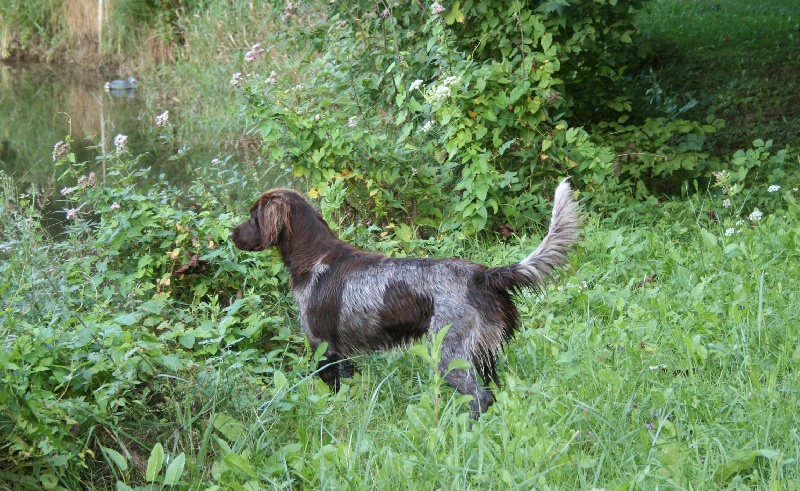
[2,0,800,489]
[636,0,800,154]
[3,158,800,487]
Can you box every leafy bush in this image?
[240,0,650,234]
[0,143,304,485]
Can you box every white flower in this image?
[114,134,128,153]
[431,2,446,15]
[60,187,72,196]
[724,227,736,236]
[409,79,424,91]
[229,72,243,87]
[422,120,435,132]
[768,185,780,193]
[347,117,359,128]
[156,111,170,128]
[749,209,763,221]
[265,71,277,86]
[111,202,121,210]
[722,198,731,208]
[431,84,451,101]
[442,75,460,86]
[66,208,79,220]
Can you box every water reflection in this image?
[0,62,219,231]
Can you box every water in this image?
[0,62,221,230]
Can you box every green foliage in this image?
[0,143,303,487]
[242,0,648,234]
[5,142,800,487]
[593,117,725,197]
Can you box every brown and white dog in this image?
[231,180,579,418]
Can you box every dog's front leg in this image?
[317,351,342,391]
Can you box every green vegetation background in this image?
[1,0,799,489]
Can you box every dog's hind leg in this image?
[439,341,495,418]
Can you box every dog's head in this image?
[231,190,294,251]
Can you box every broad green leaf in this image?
[146,443,165,482]
[100,445,128,472]
[163,452,186,486]
[114,313,137,326]
[213,413,246,441]
[224,452,259,479]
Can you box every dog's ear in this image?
[258,195,291,247]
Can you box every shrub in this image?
[239,0,649,234]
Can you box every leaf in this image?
[224,452,259,479]
[446,358,472,372]
[213,413,247,441]
[274,370,288,389]
[114,313,137,326]
[715,449,780,483]
[394,223,414,241]
[100,445,128,472]
[163,452,186,486]
[146,443,165,482]
[541,33,553,53]
[700,229,718,248]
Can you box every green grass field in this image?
[2,0,800,489]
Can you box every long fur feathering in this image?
[486,179,579,292]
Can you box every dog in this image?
[231,179,579,418]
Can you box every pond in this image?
[0,62,229,230]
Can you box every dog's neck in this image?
[276,209,363,290]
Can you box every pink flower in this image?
[66,208,79,220]
[111,202,121,210]
[245,43,265,63]
[230,72,243,87]
[52,140,70,161]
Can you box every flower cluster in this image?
[52,140,70,161]
[114,134,128,154]
[230,72,243,87]
[422,121,435,133]
[347,117,359,128]
[767,184,780,193]
[78,172,97,189]
[431,2,446,15]
[245,43,264,63]
[265,71,278,86]
[66,208,79,220]
[409,79,424,91]
[156,111,170,128]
